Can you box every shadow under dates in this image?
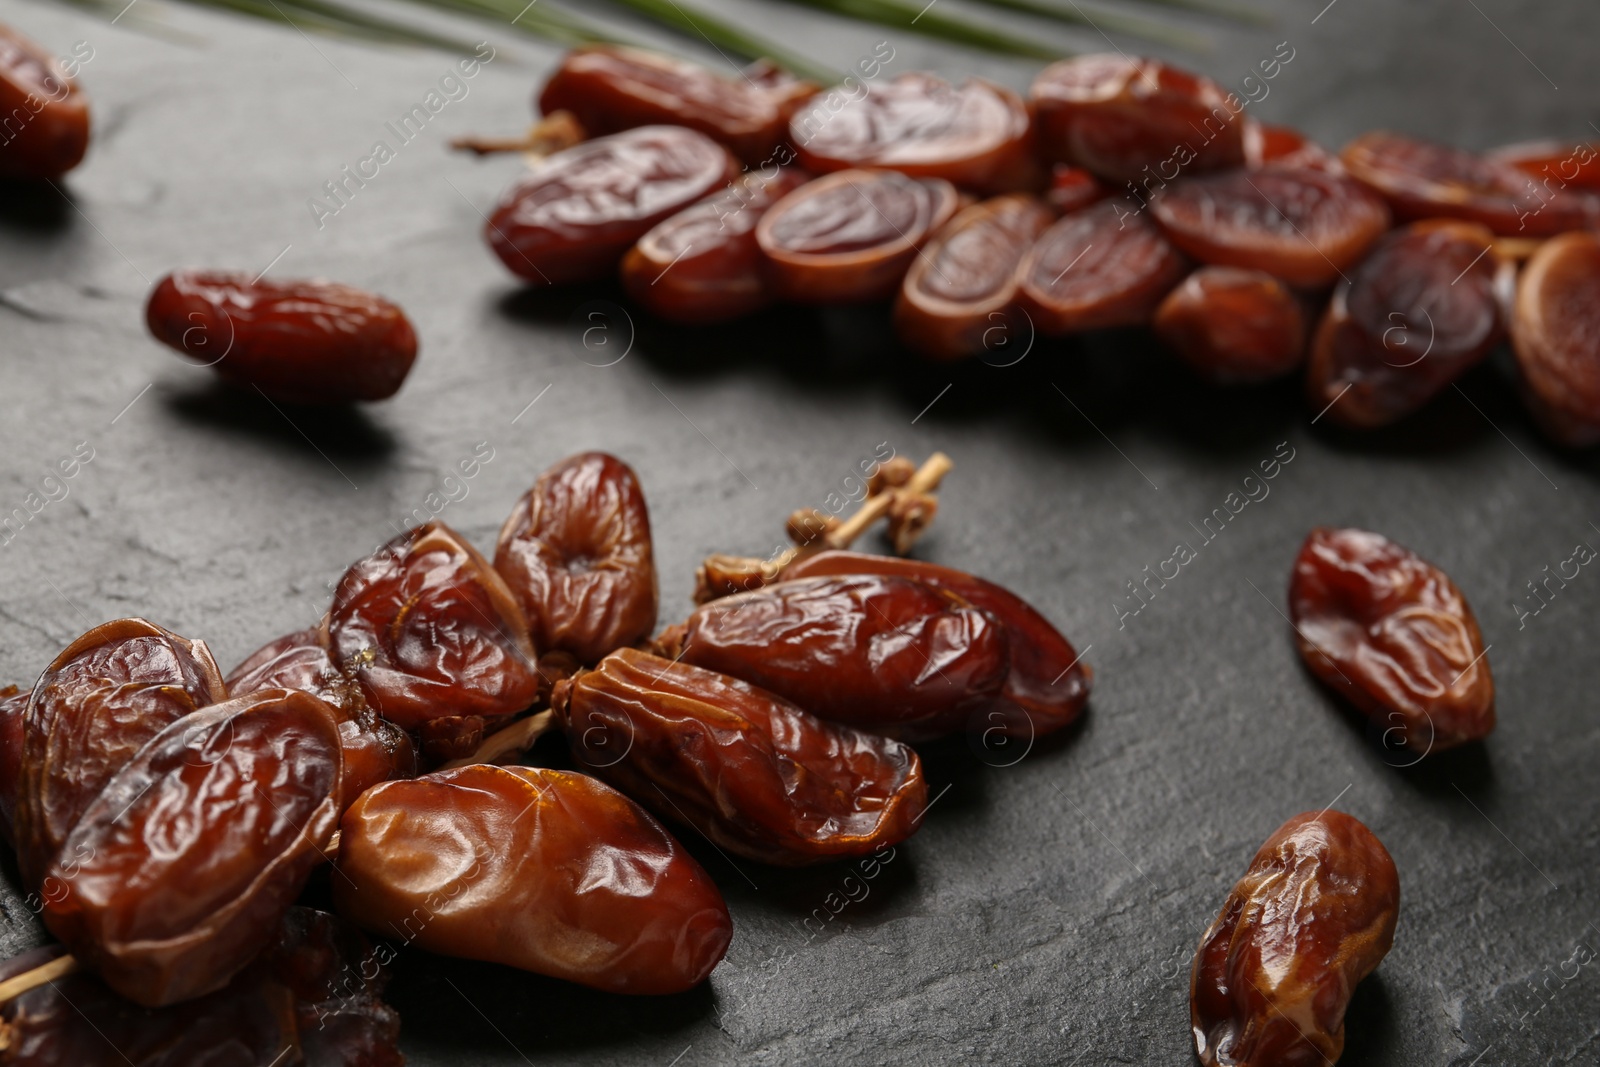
[1338,973,1399,1065]
[163,379,398,462]
[0,178,73,235]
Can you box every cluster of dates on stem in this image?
[456,44,1600,445]
[0,448,1096,1061]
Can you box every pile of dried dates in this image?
[0,19,1528,1067]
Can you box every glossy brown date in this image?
[227,629,416,806]
[334,763,732,995]
[0,685,25,847]
[0,907,400,1066]
[1510,231,1600,447]
[1306,220,1507,428]
[1153,267,1307,383]
[621,166,812,324]
[145,271,419,404]
[42,689,343,1006]
[1488,137,1600,190]
[1030,54,1244,182]
[1191,811,1399,1067]
[893,194,1054,361]
[777,550,1089,739]
[1244,122,1337,172]
[329,521,540,731]
[494,451,657,665]
[0,24,89,180]
[1046,164,1109,214]
[791,72,1037,193]
[1289,527,1494,752]
[664,574,1008,740]
[554,648,928,864]
[1016,200,1188,334]
[1150,167,1390,288]
[755,169,960,303]
[539,45,816,165]
[486,126,739,284]
[1342,131,1600,236]
[17,618,226,886]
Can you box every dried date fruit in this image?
[0,907,401,1066]
[0,25,89,180]
[486,126,739,284]
[1305,220,1506,428]
[553,647,928,864]
[1047,163,1109,214]
[1191,810,1399,1067]
[1487,137,1600,190]
[539,46,816,165]
[621,165,811,324]
[662,574,1008,740]
[17,618,225,886]
[334,763,731,995]
[1341,131,1600,236]
[1244,122,1336,172]
[1016,200,1188,334]
[145,271,419,404]
[1153,267,1307,383]
[1289,527,1494,751]
[42,689,343,1006]
[1509,231,1600,447]
[777,550,1089,739]
[0,685,25,848]
[1150,167,1390,288]
[227,629,416,806]
[893,194,1054,361]
[1030,54,1245,182]
[791,72,1038,192]
[755,169,960,303]
[329,521,540,731]
[494,451,657,665]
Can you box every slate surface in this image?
[0,0,1597,1063]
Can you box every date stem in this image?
[440,709,557,771]
[0,954,79,1005]
[450,111,586,160]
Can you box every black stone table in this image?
[0,0,1596,1062]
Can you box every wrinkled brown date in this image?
[334,762,732,995]
[42,689,343,1006]
[778,550,1090,739]
[1191,810,1399,1067]
[663,574,1008,740]
[494,452,658,665]
[17,618,226,886]
[0,685,26,847]
[1289,527,1494,752]
[145,271,419,404]
[1510,231,1600,447]
[0,24,90,180]
[227,629,416,806]
[1153,267,1307,383]
[1016,200,1189,334]
[554,648,928,865]
[328,520,540,731]
[0,907,401,1066]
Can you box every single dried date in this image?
[328,521,540,731]
[334,763,732,995]
[42,689,343,1006]
[486,125,739,284]
[539,45,816,165]
[1289,527,1494,752]
[0,685,26,848]
[778,550,1090,739]
[0,25,89,179]
[553,648,928,864]
[1153,267,1306,383]
[663,574,1008,740]
[17,618,226,886]
[493,452,658,665]
[1191,810,1399,1067]
[145,271,419,404]
[1509,230,1600,447]
[1016,200,1188,334]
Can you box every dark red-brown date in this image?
[553,647,929,864]
[493,452,657,665]
[1153,267,1307,383]
[0,24,89,180]
[334,762,732,995]
[1509,230,1600,447]
[1191,810,1399,1067]
[1289,527,1494,752]
[145,271,419,404]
